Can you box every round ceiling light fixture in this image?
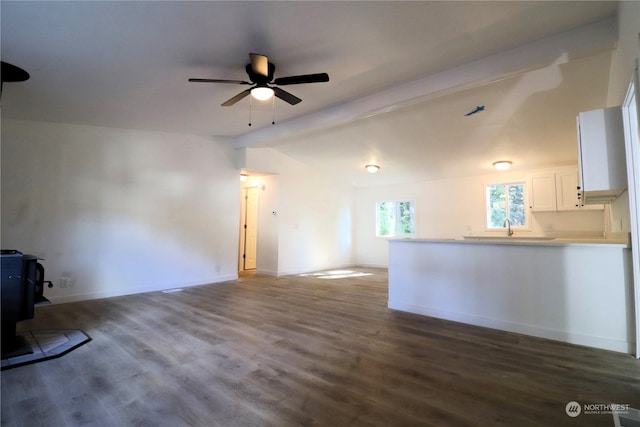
[365,164,380,173]
[492,160,512,171]
[240,173,249,182]
[251,86,274,101]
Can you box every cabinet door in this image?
[556,169,580,210]
[556,168,604,211]
[528,172,557,211]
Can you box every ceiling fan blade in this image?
[221,89,252,106]
[249,53,269,78]
[1,61,30,82]
[273,73,329,86]
[273,87,302,105]
[189,78,251,85]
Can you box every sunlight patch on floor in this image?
[299,270,373,279]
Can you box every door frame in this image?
[239,185,259,271]
[622,61,640,358]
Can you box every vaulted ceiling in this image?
[1,1,619,186]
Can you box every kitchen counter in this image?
[392,236,630,248]
[388,237,634,354]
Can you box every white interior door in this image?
[622,63,640,358]
[242,186,259,270]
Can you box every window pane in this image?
[508,184,525,226]
[377,201,396,236]
[487,184,506,228]
[398,201,415,235]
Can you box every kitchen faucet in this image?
[503,218,514,236]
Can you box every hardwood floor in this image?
[2,267,639,426]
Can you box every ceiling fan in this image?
[189,53,329,106]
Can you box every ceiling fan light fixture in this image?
[251,86,274,101]
[365,164,380,173]
[492,160,512,171]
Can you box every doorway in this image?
[239,186,258,271]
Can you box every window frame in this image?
[375,200,416,238]
[484,181,530,231]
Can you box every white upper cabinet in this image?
[527,167,604,212]
[555,167,603,210]
[527,172,557,211]
[577,106,627,204]
[555,169,580,210]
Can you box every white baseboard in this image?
[44,274,238,305]
[388,299,633,355]
[354,262,388,269]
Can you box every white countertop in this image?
[389,236,630,248]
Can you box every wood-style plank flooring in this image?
[2,267,639,426]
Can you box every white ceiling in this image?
[0,1,620,186]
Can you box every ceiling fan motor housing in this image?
[246,62,275,84]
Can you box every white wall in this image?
[607,0,640,106]
[241,147,355,275]
[1,119,240,303]
[604,0,637,235]
[355,168,607,267]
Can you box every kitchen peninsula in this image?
[388,237,634,354]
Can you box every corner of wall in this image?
[606,1,640,105]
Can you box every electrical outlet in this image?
[60,277,69,288]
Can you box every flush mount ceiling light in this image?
[365,164,380,173]
[250,86,274,101]
[240,173,249,182]
[492,160,512,171]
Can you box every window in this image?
[486,183,526,229]
[376,201,415,237]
